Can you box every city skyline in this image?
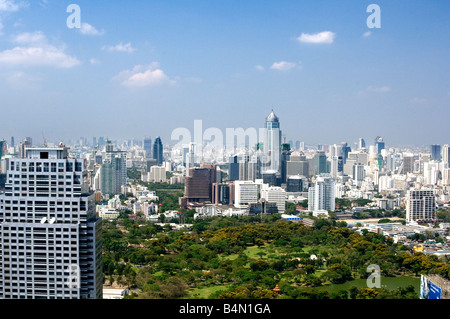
[0,1,449,146]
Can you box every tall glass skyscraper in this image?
[153,137,163,166]
[263,110,282,175]
[0,145,102,299]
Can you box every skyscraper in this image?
[443,144,450,165]
[406,189,436,222]
[100,141,126,196]
[0,145,102,299]
[374,136,385,154]
[358,138,366,150]
[19,137,32,159]
[263,110,282,175]
[430,144,442,161]
[313,151,328,176]
[152,137,163,166]
[143,137,152,158]
[308,175,335,213]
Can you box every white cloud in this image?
[0,0,20,12]
[255,65,265,71]
[113,63,175,87]
[297,31,336,44]
[13,31,46,44]
[79,22,104,36]
[0,31,81,68]
[366,85,391,93]
[270,61,297,71]
[363,31,372,37]
[102,42,136,53]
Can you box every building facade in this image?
[0,146,102,299]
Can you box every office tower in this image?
[280,143,291,184]
[0,146,102,299]
[406,189,436,222]
[402,155,415,174]
[262,110,282,174]
[19,137,32,158]
[286,153,309,178]
[0,140,7,159]
[100,142,126,196]
[152,137,163,166]
[228,155,239,181]
[262,171,277,186]
[430,145,441,161]
[358,138,366,150]
[186,143,196,174]
[443,144,450,165]
[180,165,216,207]
[234,180,259,209]
[313,151,328,175]
[10,137,14,149]
[341,142,351,163]
[353,164,365,186]
[212,182,234,205]
[330,156,343,179]
[97,137,105,149]
[143,137,152,158]
[308,175,335,213]
[295,141,300,151]
[260,184,286,213]
[92,137,97,148]
[182,147,189,167]
[374,136,385,154]
[286,175,305,193]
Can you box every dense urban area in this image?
[1,111,449,299]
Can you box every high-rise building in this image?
[430,145,442,161]
[143,137,152,158]
[234,180,259,209]
[260,184,286,212]
[308,175,335,213]
[402,154,415,174]
[358,138,366,150]
[0,146,102,299]
[374,136,385,154]
[0,140,7,159]
[179,165,217,207]
[152,137,163,166]
[100,141,127,196]
[19,137,32,159]
[10,137,14,149]
[262,110,282,175]
[280,143,291,184]
[212,182,235,205]
[406,189,436,222]
[443,144,450,165]
[228,155,240,181]
[313,151,328,176]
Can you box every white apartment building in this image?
[260,184,286,212]
[406,189,436,222]
[308,175,335,213]
[0,146,102,299]
[234,180,259,209]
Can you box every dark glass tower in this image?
[153,137,163,165]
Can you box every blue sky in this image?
[0,0,449,148]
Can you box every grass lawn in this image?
[186,284,233,299]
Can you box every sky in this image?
[0,0,449,149]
